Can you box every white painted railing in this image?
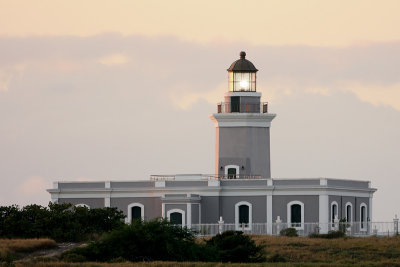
[190,222,398,237]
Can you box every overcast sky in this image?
[0,0,399,220]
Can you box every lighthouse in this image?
[210,51,276,179]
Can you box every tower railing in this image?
[217,102,268,113]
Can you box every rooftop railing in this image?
[150,174,263,181]
[217,102,268,113]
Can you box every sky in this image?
[0,0,399,220]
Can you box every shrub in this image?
[206,230,266,262]
[0,203,125,242]
[280,228,298,237]
[62,253,87,263]
[309,230,346,239]
[62,219,214,262]
[268,253,287,262]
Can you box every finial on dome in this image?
[240,51,246,59]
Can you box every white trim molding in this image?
[345,202,353,223]
[75,203,90,209]
[360,202,367,231]
[167,209,186,227]
[235,201,252,230]
[287,201,304,230]
[127,202,145,223]
[225,165,240,177]
[224,91,262,97]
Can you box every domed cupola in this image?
[227,51,258,92]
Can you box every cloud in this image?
[18,176,47,196]
[98,53,128,66]
[169,82,225,110]
[340,82,400,110]
[0,64,26,91]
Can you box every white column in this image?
[187,203,192,228]
[369,196,373,234]
[319,194,329,234]
[267,194,273,234]
[162,203,165,218]
[104,196,111,207]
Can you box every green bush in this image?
[309,230,346,239]
[280,227,298,237]
[0,203,125,241]
[206,230,266,262]
[268,253,287,262]
[62,219,216,262]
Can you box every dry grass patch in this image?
[0,238,57,260]
[251,235,400,264]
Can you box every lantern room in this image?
[228,51,258,92]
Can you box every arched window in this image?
[235,201,252,230]
[287,201,304,230]
[225,165,239,179]
[167,209,186,227]
[127,203,144,223]
[360,203,367,231]
[75,204,90,209]
[331,201,338,226]
[345,202,353,223]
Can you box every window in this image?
[345,202,353,223]
[239,205,249,225]
[360,203,367,231]
[291,205,301,226]
[170,212,183,225]
[235,201,252,230]
[127,203,144,223]
[331,201,338,226]
[225,165,239,179]
[131,206,142,221]
[228,168,237,179]
[287,201,304,230]
[167,209,186,227]
[231,96,240,112]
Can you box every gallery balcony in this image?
[217,102,268,113]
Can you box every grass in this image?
[3,235,400,266]
[0,238,57,262]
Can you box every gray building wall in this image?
[59,198,105,208]
[201,196,220,223]
[220,196,267,224]
[217,127,271,178]
[220,180,269,187]
[111,197,162,220]
[192,204,200,224]
[59,182,105,189]
[165,181,208,187]
[111,181,154,188]
[327,180,369,189]
[274,179,320,186]
[165,204,187,213]
[272,195,319,223]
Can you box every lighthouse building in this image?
[47,52,376,235]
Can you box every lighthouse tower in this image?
[210,51,276,179]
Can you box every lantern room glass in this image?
[229,72,256,92]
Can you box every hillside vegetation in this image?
[2,235,400,266]
[0,203,125,241]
